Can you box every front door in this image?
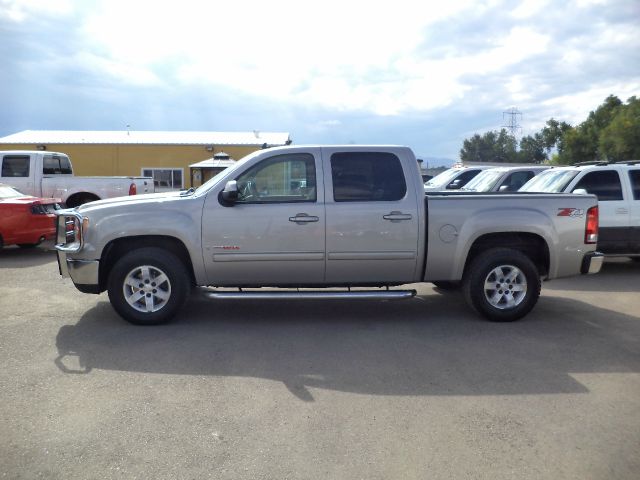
[202,150,325,286]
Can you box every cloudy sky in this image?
[1,0,638,162]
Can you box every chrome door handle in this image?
[383,211,413,221]
[289,213,319,224]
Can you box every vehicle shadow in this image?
[0,243,57,268]
[54,292,640,401]
[545,257,640,293]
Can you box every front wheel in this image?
[107,247,190,325]
[463,248,541,322]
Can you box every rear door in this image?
[323,148,420,284]
[570,169,629,253]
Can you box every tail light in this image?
[129,183,137,196]
[585,206,598,244]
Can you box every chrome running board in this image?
[204,289,416,301]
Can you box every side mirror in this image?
[572,188,588,195]
[221,180,239,203]
[447,179,462,190]
[498,185,510,192]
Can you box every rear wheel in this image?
[107,247,190,325]
[463,248,541,322]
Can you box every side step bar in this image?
[204,289,416,301]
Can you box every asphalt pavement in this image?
[1,245,639,479]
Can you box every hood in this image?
[77,191,185,212]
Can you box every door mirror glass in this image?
[447,179,463,190]
[572,188,588,195]
[221,180,239,203]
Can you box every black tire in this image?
[17,243,38,249]
[630,257,640,263]
[66,194,99,208]
[107,247,190,325]
[462,248,541,322]
[432,281,461,291]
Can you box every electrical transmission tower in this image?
[502,107,523,137]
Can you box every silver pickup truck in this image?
[55,145,603,325]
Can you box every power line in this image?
[502,107,523,137]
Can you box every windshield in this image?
[0,185,24,199]
[194,149,266,195]
[462,170,504,192]
[424,168,463,188]
[519,169,579,193]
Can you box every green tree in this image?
[459,95,640,165]
[518,133,546,163]
[460,129,519,163]
[557,95,624,164]
[541,119,572,155]
[599,96,640,161]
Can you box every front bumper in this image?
[55,210,101,293]
[57,250,100,293]
[581,251,604,275]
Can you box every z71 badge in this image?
[557,208,585,217]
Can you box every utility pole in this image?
[502,107,522,137]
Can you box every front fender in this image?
[73,200,207,284]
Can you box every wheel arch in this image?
[99,235,196,292]
[65,192,100,208]
[463,232,550,279]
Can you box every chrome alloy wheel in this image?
[483,264,527,310]
[123,265,172,313]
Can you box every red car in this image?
[0,183,61,249]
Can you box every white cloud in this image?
[510,0,550,19]
[78,0,498,115]
[0,0,73,21]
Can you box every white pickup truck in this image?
[520,161,640,259]
[55,145,603,325]
[0,150,153,207]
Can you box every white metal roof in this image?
[190,157,236,168]
[0,130,291,146]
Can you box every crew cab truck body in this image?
[1,150,153,207]
[520,161,640,258]
[55,145,603,325]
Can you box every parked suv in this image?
[462,165,549,192]
[423,165,493,191]
[520,161,640,258]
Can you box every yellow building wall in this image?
[0,143,260,187]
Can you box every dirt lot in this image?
[1,245,639,480]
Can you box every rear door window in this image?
[1,155,30,177]
[572,170,623,201]
[331,152,406,202]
